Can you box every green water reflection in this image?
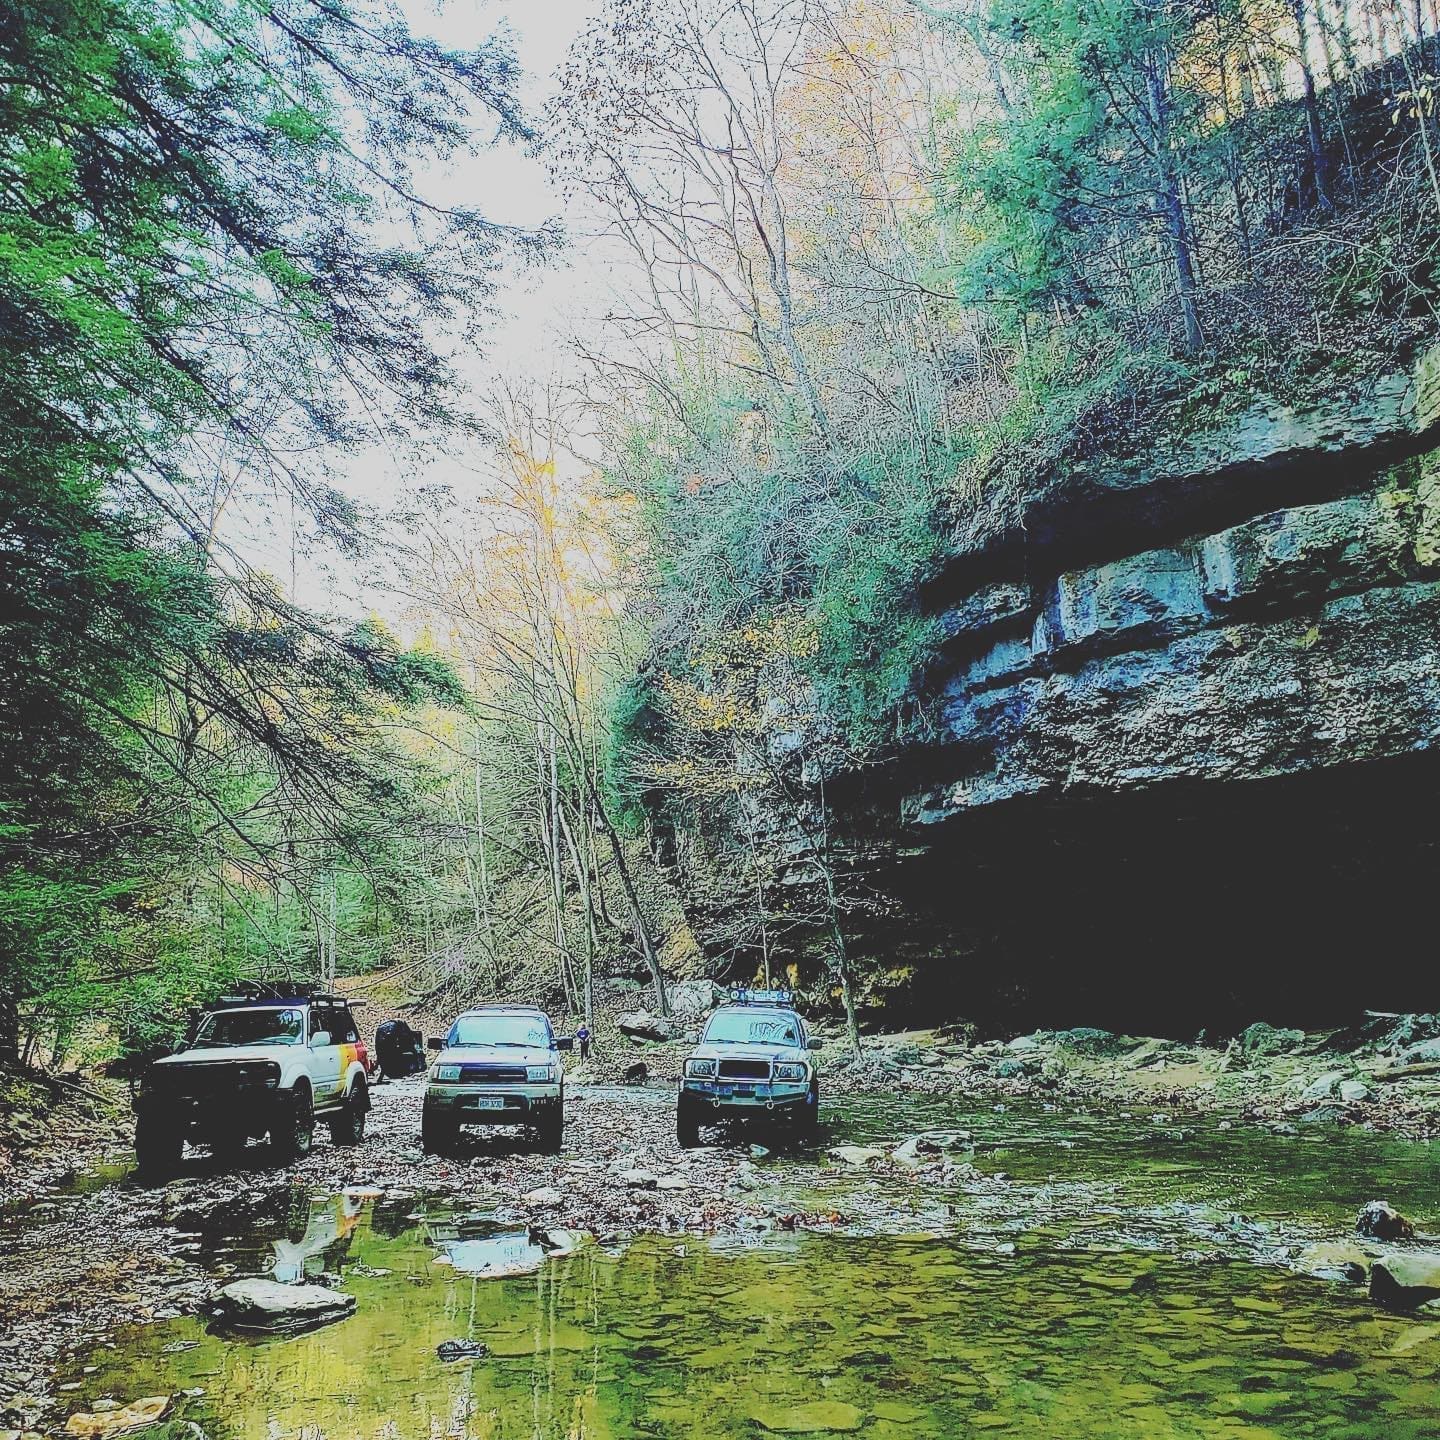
[69,1196,1440,1439]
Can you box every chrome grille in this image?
[165,1061,279,1096]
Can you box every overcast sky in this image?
[235,0,613,620]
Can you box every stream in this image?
[43,1091,1440,1438]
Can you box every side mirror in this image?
[310,1030,332,1048]
[555,1037,574,1052]
[808,1038,824,1051]
[428,1036,445,1052]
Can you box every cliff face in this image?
[652,353,1440,1033]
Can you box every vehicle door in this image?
[308,1002,344,1104]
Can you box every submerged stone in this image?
[747,1400,866,1434]
[63,1400,172,1438]
[210,1279,354,1333]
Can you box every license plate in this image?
[469,1096,506,1110]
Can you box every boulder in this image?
[521,1186,563,1207]
[1052,1027,1124,1055]
[210,1279,354,1334]
[436,1340,487,1361]
[1296,1242,1370,1285]
[1301,1071,1347,1101]
[1239,1022,1304,1057]
[1371,1252,1440,1309]
[892,1132,974,1166]
[619,1169,658,1189]
[618,1012,676,1043]
[621,1062,648,1084]
[1357,1200,1415,1241]
[997,1056,1040,1079]
[1338,1079,1371,1104]
[666,980,723,1019]
[64,1400,172,1438]
[535,1228,593,1255]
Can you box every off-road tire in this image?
[798,1078,820,1137]
[272,1082,314,1165]
[421,1107,456,1155]
[536,1096,564,1154]
[209,1130,251,1166]
[329,1080,367,1146]
[134,1114,183,1182]
[676,1092,702,1149]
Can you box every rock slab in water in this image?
[827,1145,885,1167]
[211,1279,355,1333]
[1370,1253,1440,1309]
[436,1340,488,1361]
[64,1399,172,1438]
[1357,1200,1415,1241]
[747,1401,866,1434]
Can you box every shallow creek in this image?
[54,1093,1440,1439]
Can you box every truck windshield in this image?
[195,1007,304,1047]
[447,1014,552,1049]
[703,1011,800,1046]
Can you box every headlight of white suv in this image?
[685,1058,717,1078]
[434,1064,461,1082]
[526,1064,555,1082]
[774,1062,807,1081]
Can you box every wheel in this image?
[329,1080,367,1146]
[676,1092,702,1149]
[134,1114,182,1181]
[272,1083,314,1165]
[798,1078,820,1138]
[421,1107,456,1155]
[536,1097,564,1154]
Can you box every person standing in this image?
[576,1022,591,1061]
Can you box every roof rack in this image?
[212,980,348,1008]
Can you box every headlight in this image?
[774,1062,807,1081]
[434,1064,461,1082]
[526,1064,555,1083]
[685,1058,717,1078]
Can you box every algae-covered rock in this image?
[1370,1253,1440,1309]
[63,1399,172,1438]
[746,1400,866,1433]
[1357,1200,1415,1241]
[1239,1023,1303,1057]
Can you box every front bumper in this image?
[425,1083,561,1124]
[681,1078,810,1110]
[133,1089,287,1134]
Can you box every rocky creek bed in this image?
[6,1065,1440,1438]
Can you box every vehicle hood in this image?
[685,1042,807,1065]
[432,1045,556,1069]
[154,1046,291,1066]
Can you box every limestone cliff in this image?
[649,351,1440,1033]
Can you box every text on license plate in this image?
[469,1096,506,1110]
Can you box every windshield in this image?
[194,1007,304,1048]
[447,1013,553,1049]
[702,1010,801,1046]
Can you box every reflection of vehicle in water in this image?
[375,1019,426,1079]
[272,1193,367,1282]
[677,990,821,1147]
[422,1005,572,1154]
[133,989,372,1179]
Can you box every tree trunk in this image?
[1145,58,1204,352]
[1291,0,1334,209]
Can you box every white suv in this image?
[423,1005,571,1154]
[133,993,372,1179]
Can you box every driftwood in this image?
[1373,1061,1440,1082]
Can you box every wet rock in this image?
[534,1228,593,1255]
[211,1279,355,1334]
[827,1145,885,1167]
[436,1339,487,1361]
[892,1132,974,1165]
[1358,1200,1415,1241]
[63,1399,172,1437]
[1296,1243,1369,1285]
[746,1400,865,1433]
[617,1012,675,1043]
[1371,1253,1440,1309]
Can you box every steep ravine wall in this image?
[653,354,1440,1033]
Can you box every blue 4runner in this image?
[676,990,822,1147]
